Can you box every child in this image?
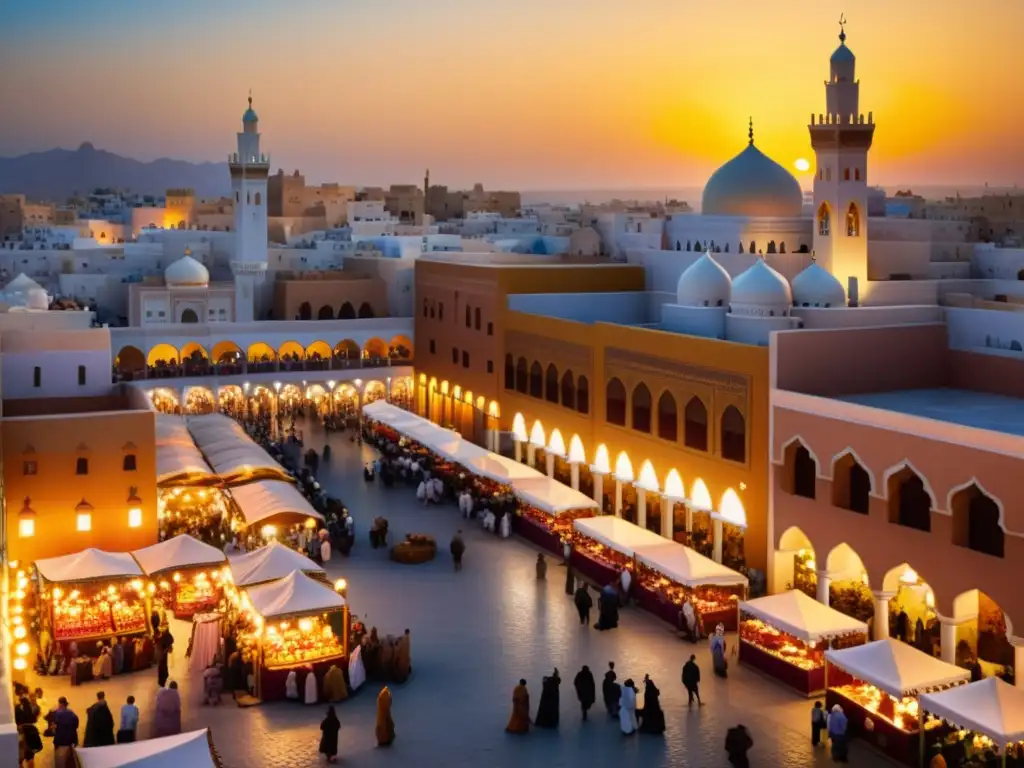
[811,700,827,746]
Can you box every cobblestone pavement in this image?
[28,418,893,767]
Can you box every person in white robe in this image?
[304,668,318,704]
[321,537,332,563]
[619,568,632,606]
[618,679,638,735]
[482,510,496,532]
[416,481,428,505]
[499,513,511,539]
[431,477,443,502]
[348,646,366,691]
[285,670,299,701]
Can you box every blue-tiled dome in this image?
[701,142,804,218]
[243,107,258,123]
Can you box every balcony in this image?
[113,354,413,383]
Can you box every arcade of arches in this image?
[775,527,1023,686]
[113,335,414,381]
[415,374,501,451]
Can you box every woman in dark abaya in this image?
[533,669,561,729]
[637,675,666,734]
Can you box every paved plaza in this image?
[28,418,892,767]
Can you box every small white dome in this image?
[5,273,42,292]
[730,259,792,316]
[165,254,209,287]
[3,273,49,310]
[676,252,732,308]
[792,262,846,308]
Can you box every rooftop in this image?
[835,388,1024,438]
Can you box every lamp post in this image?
[273,381,282,439]
[327,380,336,418]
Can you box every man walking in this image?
[682,655,703,707]
[450,530,466,572]
[574,584,593,626]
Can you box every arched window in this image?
[854,168,861,181]
[684,396,708,451]
[846,203,860,237]
[298,302,312,320]
[720,406,746,463]
[504,355,515,390]
[317,305,334,319]
[844,168,851,181]
[952,485,1004,558]
[657,391,677,441]
[631,383,652,433]
[767,240,777,254]
[606,378,626,426]
[180,308,198,323]
[783,441,816,499]
[749,240,756,254]
[818,203,831,236]
[560,370,575,410]
[529,362,543,398]
[577,376,589,414]
[779,242,786,253]
[545,364,559,403]
[123,454,137,471]
[833,453,870,514]
[358,302,374,318]
[338,302,355,319]
[887,466,932,532]
[255,192,262,205]
[515,358,528,393]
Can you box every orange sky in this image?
[0,0,1021,189]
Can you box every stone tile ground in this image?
[27,419,894,767]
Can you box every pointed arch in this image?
[504,354,515,390]
[657,390,677,441]
[720,405,746,463]
[631,382,652,433]
[560,369,576,410]
[576,375,589,414]
[846,202,861,237]
[358,302,374,318]
[606,377,626,426]
[782,437,817,499]
[338,302,356,319]
[825,543,868,582]
[317,304,334,320]
[817,202,831,236]
[529,361,543,398]
[950,481,1005,558]
[298,302,312,320]
[778,525,814,552]
[333,339,360,360]
[884,462,935,532]
[684,396,708,451]
[515,357,528,393]
[544,363,559,403]
[832,450,872,515]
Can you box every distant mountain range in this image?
[0,143,231,202]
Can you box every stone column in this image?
[712,518,724,563]
[938,615,958,665]
[570,462,580,491]
[545,453,555,478]
[636,488,647,530]
[527,443,536,467]
[514,440,523,463]
[685,505,694,533]
[592,471,605,509]
[1012,638,1024,689]
[816,570,831,606]
[614,479,623,518]
[662,496,683,539]
[872,591,894,641]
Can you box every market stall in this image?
[132,535,228,620]
[825,638,971,765]
[920,677,1024,766]
[633,541,747,632]
[241,570,349,702]
[738,590,868,696]
[230,480,324,531]
[229,540,326,588]
[187,414,293,485]
[34,549,154,680]
[74,728,223,767]
[570,515,668,588]
[510,476,598,555]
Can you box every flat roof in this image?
[835,388,1024,438]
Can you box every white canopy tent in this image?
[156,415,198,447]
[245,569,346,619]
[825,638,971,699]
[230,480,324,527]
[230,541,325,587]
[463,453,540,484]
[36,549,143,584]
[156,444,216,486]
[132,534,227,577]
[920,677,1024,747]
[514,476,598,514]
[634,542,748,588]
[739,590,868,643]
[73,728,220,768]
[573,516,670,558]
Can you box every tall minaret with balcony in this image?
[229,94,269,322]
[809,17,875,305]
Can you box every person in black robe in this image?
[602,662,620,717]
[83,692,115,747]
[564,565,575,596]
[573,665,596,721]
[319,705,341,763]
[595,586,619,630]
[637,675,665,734]
[725,724,753,768]
[533,669,561,729]
[574,585,593,626]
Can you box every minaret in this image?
[229,93,269,322]
[809,16,875,305]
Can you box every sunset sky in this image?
[1,0,1021,190]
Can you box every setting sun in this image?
[794,158,810,172]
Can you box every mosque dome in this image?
[831,41,855,65]
[165,251,209,287]
[242,96,258,124]
[2,273,49,310]
[730,258,792,315]
[676,252,732,308]
[701,123,804,218]
[792,261,846,308]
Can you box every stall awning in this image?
[463,453,540,484]
[73,728,220,768]
[634,542,748,588]
[245,570,345,620]
[156,444,216,486]
[230,541,325,587]
[573,515,670,558]
[739,590,868,644]
[132,534,227,577]
[36,549,143,583]
[514,476,598,514]
[187,415,291,484]
[825,638,971,699]
[230,480,324,527]
[920,677,1024,746]
[155,415,198,448]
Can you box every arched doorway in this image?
[149,388,180,414]
[147,343,180,372]
[179,342,209,375]
[211,341,243,372]
[777,526,816,599]
[114,346,146,380]
[825,543,873,622]
[305,340,332,370]
[783,439,817,499]
[389,335,413,362]
[317,305,334,320]
[951,483,1005,558]
[833,452,872,514]
[180,308,199,323]
[357,302,374,318]
[882,564,938,654]
[217,385,244,415]
[278,341,305,370]
[953,590,1015,683]
[333,339,360,367]
[363,381,387,405]
[887,465,933,532]
[246,342,277,372]
[298,302,312,320]
[363,337,388,364]
[338,302,355,319]
[184,387,215,415]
